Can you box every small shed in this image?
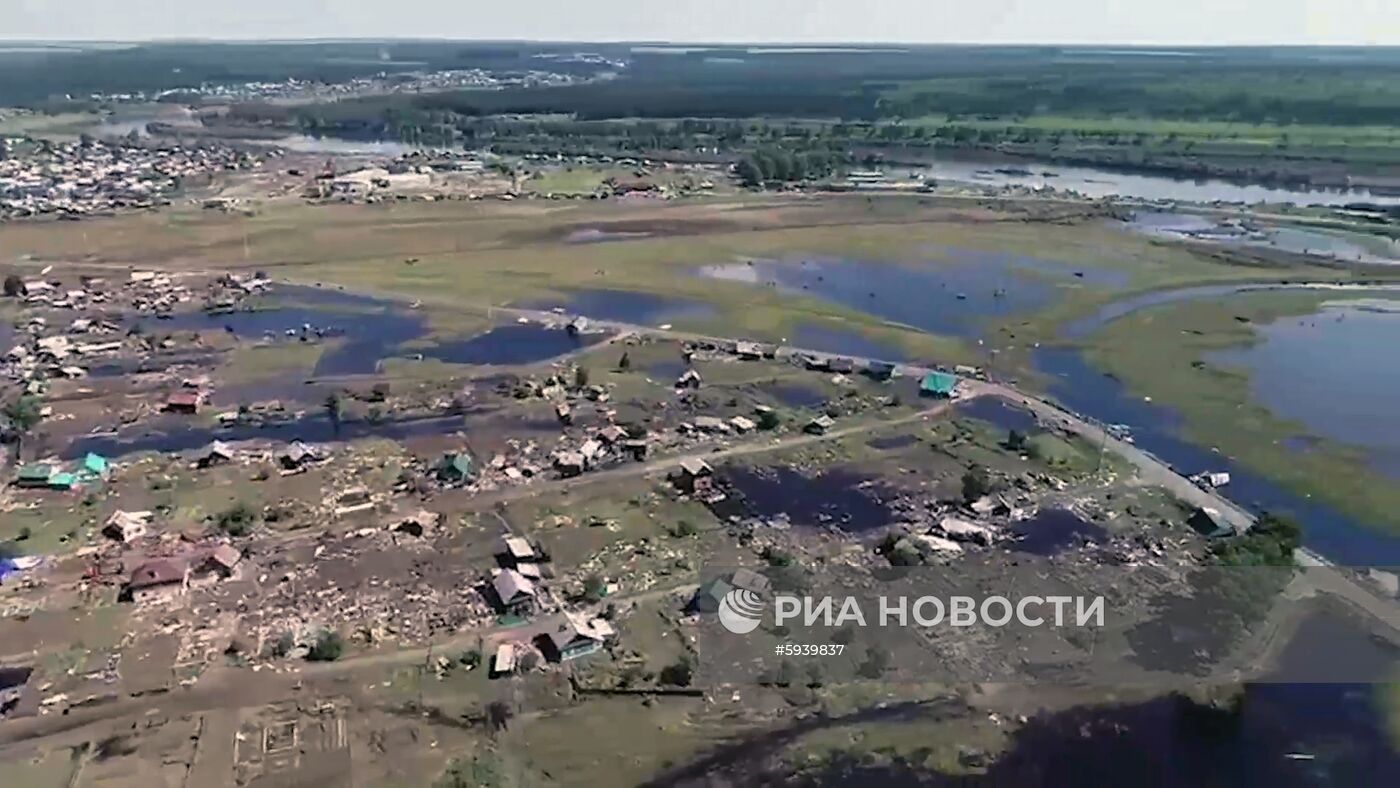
[126,559,188,603]
[103,510,153,543]
[542,613,614,662]
[493,643,517,676]
[496,536,537,567]
[491,569,538,614]
[598,425,629,445]
[805,415,835,435]
[165,390,203,414]
[676,369,702,389]
[920,372,957,398]
[14,464,54,488]
[81,453,109,479]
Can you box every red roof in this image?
[128,558,186,589]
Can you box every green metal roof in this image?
[82,453,108,474]
[17,464,53,480]
[438,453,473,478]
[920,372,957,395]
[47,472,78,489]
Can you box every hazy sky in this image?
[6,0,1399,45]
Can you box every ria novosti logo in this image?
[712,590,1105,633]
[717,588,767,634]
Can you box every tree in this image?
[324,392,343,432]
[306,630,344,662]
[805,662,825,688]
[1005,430,1029,452]
[2,275,25,298]
[858,645,891,679]
[516,649,539,672]
[961,465,992,503]
[271,631,295,658]
[735,155,764,187]
[617,352,631,371]
[659,656,694,687]
[574,366,591,388]
[216,501,258,537]
[775,659,798,687]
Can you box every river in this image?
[925,153,1400,207]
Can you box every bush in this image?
[216,502,258,536]
[306,630,344,662]
[858,645,891,679]
[659,656,694,687]
[671,519,699,538]
[458,649,482,669]
[582,574,607,603]
[271,631,295,658]
[961,466,993,503]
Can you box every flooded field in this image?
[958,397,1042,435]
[65,413,469,459]
[699,252,1077,339]
[1126,211,1400,264]
[524,288,717,326]
[1207,301,1400,478]
[149,286,604,376]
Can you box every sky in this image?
[5,0,1399,46]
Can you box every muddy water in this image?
[957,397,1041,435]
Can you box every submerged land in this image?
[0,40,1398,788]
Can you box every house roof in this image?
[493,569,537,604]
[17,464,53,481]
[82,453,108,474]
[730,568,772,594]
[547,612,613,651]
[494,642,517,673]
[204,544,242,571]
[499,536,535,560]
[128,558,186,589]
[678,458,712,477]
[920,372,957,394]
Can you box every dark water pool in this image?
[1127,211,1400,264]
[722,467,897,533]
[958,397,1041,435]
[1009,508,1110,555]
[65,413,466,459]
[525,288,717,326]
[143,286,601,376]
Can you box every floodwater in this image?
[761,382,829,409]
[722,467,897,533]
[65,413,467,459]
[1032,346,1400,564]
[1009,508,1110,555]
[957,397,1041,435]
[925,154,1400,207]
[699,252,1076,339]
[1208,302,1400,479]
[266,135,428,157]
[145,286,602,376]
[1126,211,1400,264]
[525,288,717,326]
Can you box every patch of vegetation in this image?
[215,501,259,537]
[306,629,344,662]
